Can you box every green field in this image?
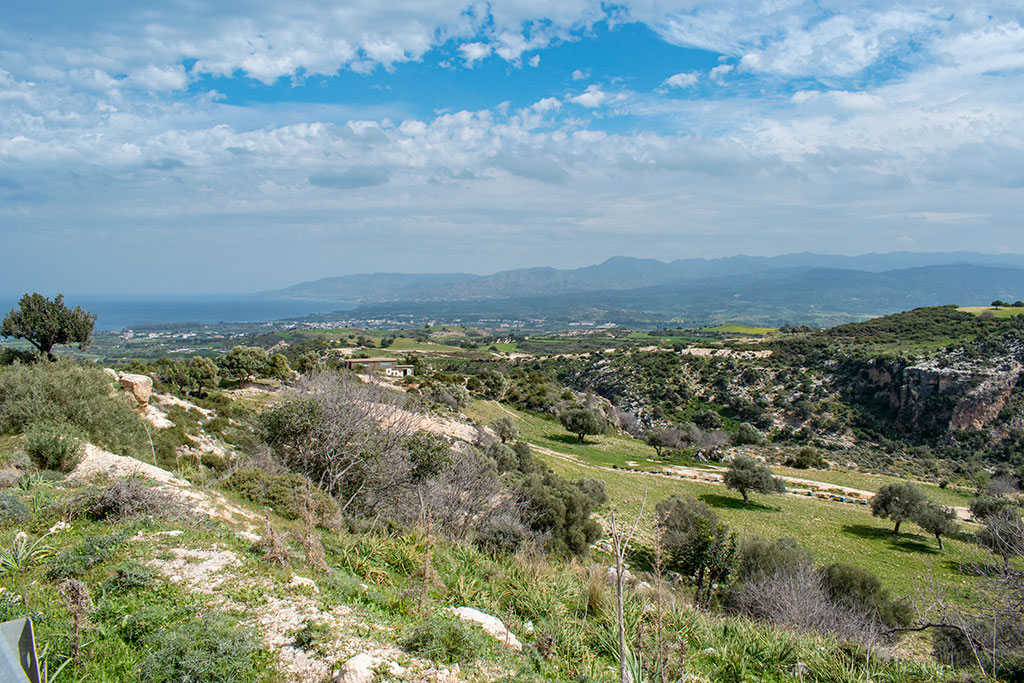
[465,400,986,605]
[958,306,1024,318]
[545,455,983,605]
[701,323,776,335]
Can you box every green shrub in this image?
[822,563,913,628]
[101,561,157,594]
[292,619,331,653]
[48,530,128,580]
[24,421,83,471]
[0,360,148,459]
[0,348,35,366]
[138,612,270,682]
[734,536,813,582]
[0,492,29,524]
[400,615,490,664]
[223,468,338,525]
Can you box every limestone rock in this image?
[102,368,119,380]
[118,373,153,407]
[449,607,522,651]
[333,653,383,683]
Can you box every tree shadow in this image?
[699,493,781,513]
[842,524,939,555]
[545,433,588,446]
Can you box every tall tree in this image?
[1,293,95,359]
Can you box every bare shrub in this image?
[728,564,883,646]
[66,478,190,522]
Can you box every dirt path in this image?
[527,443,974,521]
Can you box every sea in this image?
[0,295,356,331]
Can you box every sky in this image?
[1,1,1023,294]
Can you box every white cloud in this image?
[709,64,733,84]
[458,42,492,67]
[571,68,590,80]
[567,84,606,107]
[660,71,699,89]
[528,54,541,67]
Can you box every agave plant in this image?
[0,530,55,574]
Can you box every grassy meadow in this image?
[465,400,988,607]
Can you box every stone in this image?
[289,574,318,592]
[102,368,119,380]
[118,373,153,407]
[449,607,522,651]
[333,653,383,683]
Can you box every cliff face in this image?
[857,357,1023,437]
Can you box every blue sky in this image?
[1,1,1023,294]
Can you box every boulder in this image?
[449,607,522,651]
[102,368,119,380]
[118,373,153,407]
[333,653,382,683]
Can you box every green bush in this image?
[822,563,913,628]
[24,421,83,471]
[0,360,148,459]
[48,530,128,580]
[400,615,490,664]
[0,492,29,524]
[223,468,338,525]
[138,612,270,682]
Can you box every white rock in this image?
[449,607,522,651]
[118,373,153,407]
[387,661,407,677]
[333,653,383,683]
[289,574,318,592]
[102,368,119,380]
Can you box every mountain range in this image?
[262,252,1024,327]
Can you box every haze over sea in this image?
[0,296,354,331]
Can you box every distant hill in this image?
[263,251,1024,306]
[344,263,1024,327]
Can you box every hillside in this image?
[2,305,1024,682]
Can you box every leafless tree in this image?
[264,371,419,513]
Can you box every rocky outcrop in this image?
[855,356,1022,436]
[118,373,153,408]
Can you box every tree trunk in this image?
[741,490,749,504]
[893,520,901,535]
[936,534,943,550]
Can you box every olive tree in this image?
[723,455,786,504]
[1,293,96,359]
[492,416,519,443]
[913,502,958,550]
[559,407,606,443]
[188,356,219,396]
[871,482,926,535]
